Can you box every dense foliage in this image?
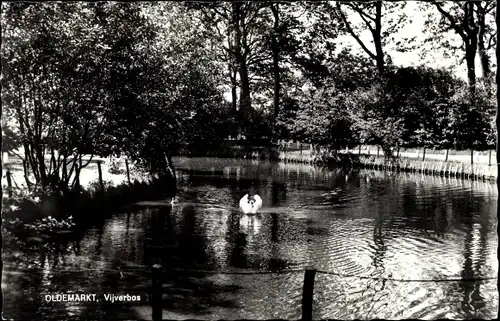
[1,1,497,197]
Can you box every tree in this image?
[347,80,405,155]
[384,66,462,149]
[110,2,227,174]
[344,64,490,155]
[2,2,115,190]
[186,2,311,141]
[259,2,304,134]
[186,2,240,113]
[192,2,270,114]
[188,1,279,140]
[335,1,409,74]
[1,2,166,191]
[446,85,493,153]
[288,85,356,153]
[270,2,281,129]
[423,1,496,95]
[291,2,342,88]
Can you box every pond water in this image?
[2,157,498,320]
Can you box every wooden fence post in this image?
[302,269,316,321]
[422,147,426,161]
[125,159,131,184]
[489,149,492,166]
[445,149,449,162]
[470,149,474,165]
[377,146,380,157]
[152,264,163,321]
[358,145,361,155]
[97,160,104,191]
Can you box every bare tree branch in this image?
[433,2,468,41]
[348,3,376,23]
[336,2,377,60]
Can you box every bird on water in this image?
[239,193,263,214]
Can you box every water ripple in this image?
[3,158,497,320]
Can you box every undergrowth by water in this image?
[2,173,176,234]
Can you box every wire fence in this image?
[157,266,497,283]
[150,265,498,321]
[4,263,496,282]
[3,263,497,320]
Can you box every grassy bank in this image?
[278,149,497,182]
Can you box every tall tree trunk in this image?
[232,1,251,114]
[15,92,40,185]
[125,159,131,185]
[477,11,491,83]
[72,156,83,192]
[271,3,280,129]
[227,12,238,113]
[33,140,48,187]
[230,68,238,112]
[97,161,104,191]
[465,1,478,96]
[374,1,385,74]
[476,2,492,92]
[466,46,477,96]
[62,154,68,184]
[74,168,81,191]
[21,156,32,190]
[239,61,251,113]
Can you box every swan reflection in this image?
[239,214,262,235]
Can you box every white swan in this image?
[239,194,263,214]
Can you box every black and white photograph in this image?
[1,1,499,320]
